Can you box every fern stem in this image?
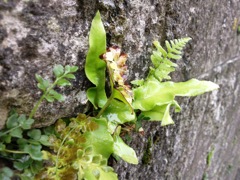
[29,76,62,119]
[29,93,46,119]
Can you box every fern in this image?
[148,37,191,82]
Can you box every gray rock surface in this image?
[0,0,239,179]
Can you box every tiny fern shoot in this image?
[149,38,191,82]
[30,65,78,119]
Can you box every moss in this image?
[142,136,153,165]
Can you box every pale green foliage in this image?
[133,78,219,126]
[113,131,138,164]
[133,38,219,126]
[85,11,107,108]
[149,38,191,82]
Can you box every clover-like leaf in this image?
[23,144,43,161]
[27,129,41,140]
[0,134,11,143]
[21,118,34,130]
[53,64,64,77]
[18,114,27,125]
[39,135,51,146]
[6,113,19,129]
[13,155,33,171]
[10,127,23,138]
[17,138,28,150]
[30,160,43,174]
[0,167,14,179]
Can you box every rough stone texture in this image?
[0,0,240,179]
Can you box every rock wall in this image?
[0,0,240,179]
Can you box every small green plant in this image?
[0,11,219,179]
[0,65,78,179]
[207,148,214,167]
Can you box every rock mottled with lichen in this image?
[1,0,240,179]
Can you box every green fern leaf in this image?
[149,37,191,82]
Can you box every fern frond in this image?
[148,37,191,82]
[166,38,191,60]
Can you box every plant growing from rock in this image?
[0,65,78,179]
[0,11,219,179]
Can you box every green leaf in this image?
[168,53,182,60]
[101,100,136,133]
[113,135,138,164]
[35,74,44,84]
[21,118,34,130]
[85,11,107,108]
[53,64,64,77]
[153,41,167,57]
[133,78,219,125]
[18,114,27,125]
[148,38,191,82]
[0,167,14,179]
[87,87,107,109]
[49,90,65,101]
[10,127,23,138]
[42,126,55,135]
[131,79,144,86]
[65,65,78,73]
[64,73,76,79]
[83,118,114,158]
[27,129,41,140]
[133,78,219,111]
[17,138,28,150]
[160,104,174,126]
[13,155,33,171]
[56,78,71,86]
[0,134,11,143]
[39,135,51,146]
[0,143,6,151]
[84,167,118,180]
[23,144,43,161]
[44,95,55,102]
[113,89,133,112]
[30,160,43,174]
[6,113,19,129]
[37,78,50,91]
